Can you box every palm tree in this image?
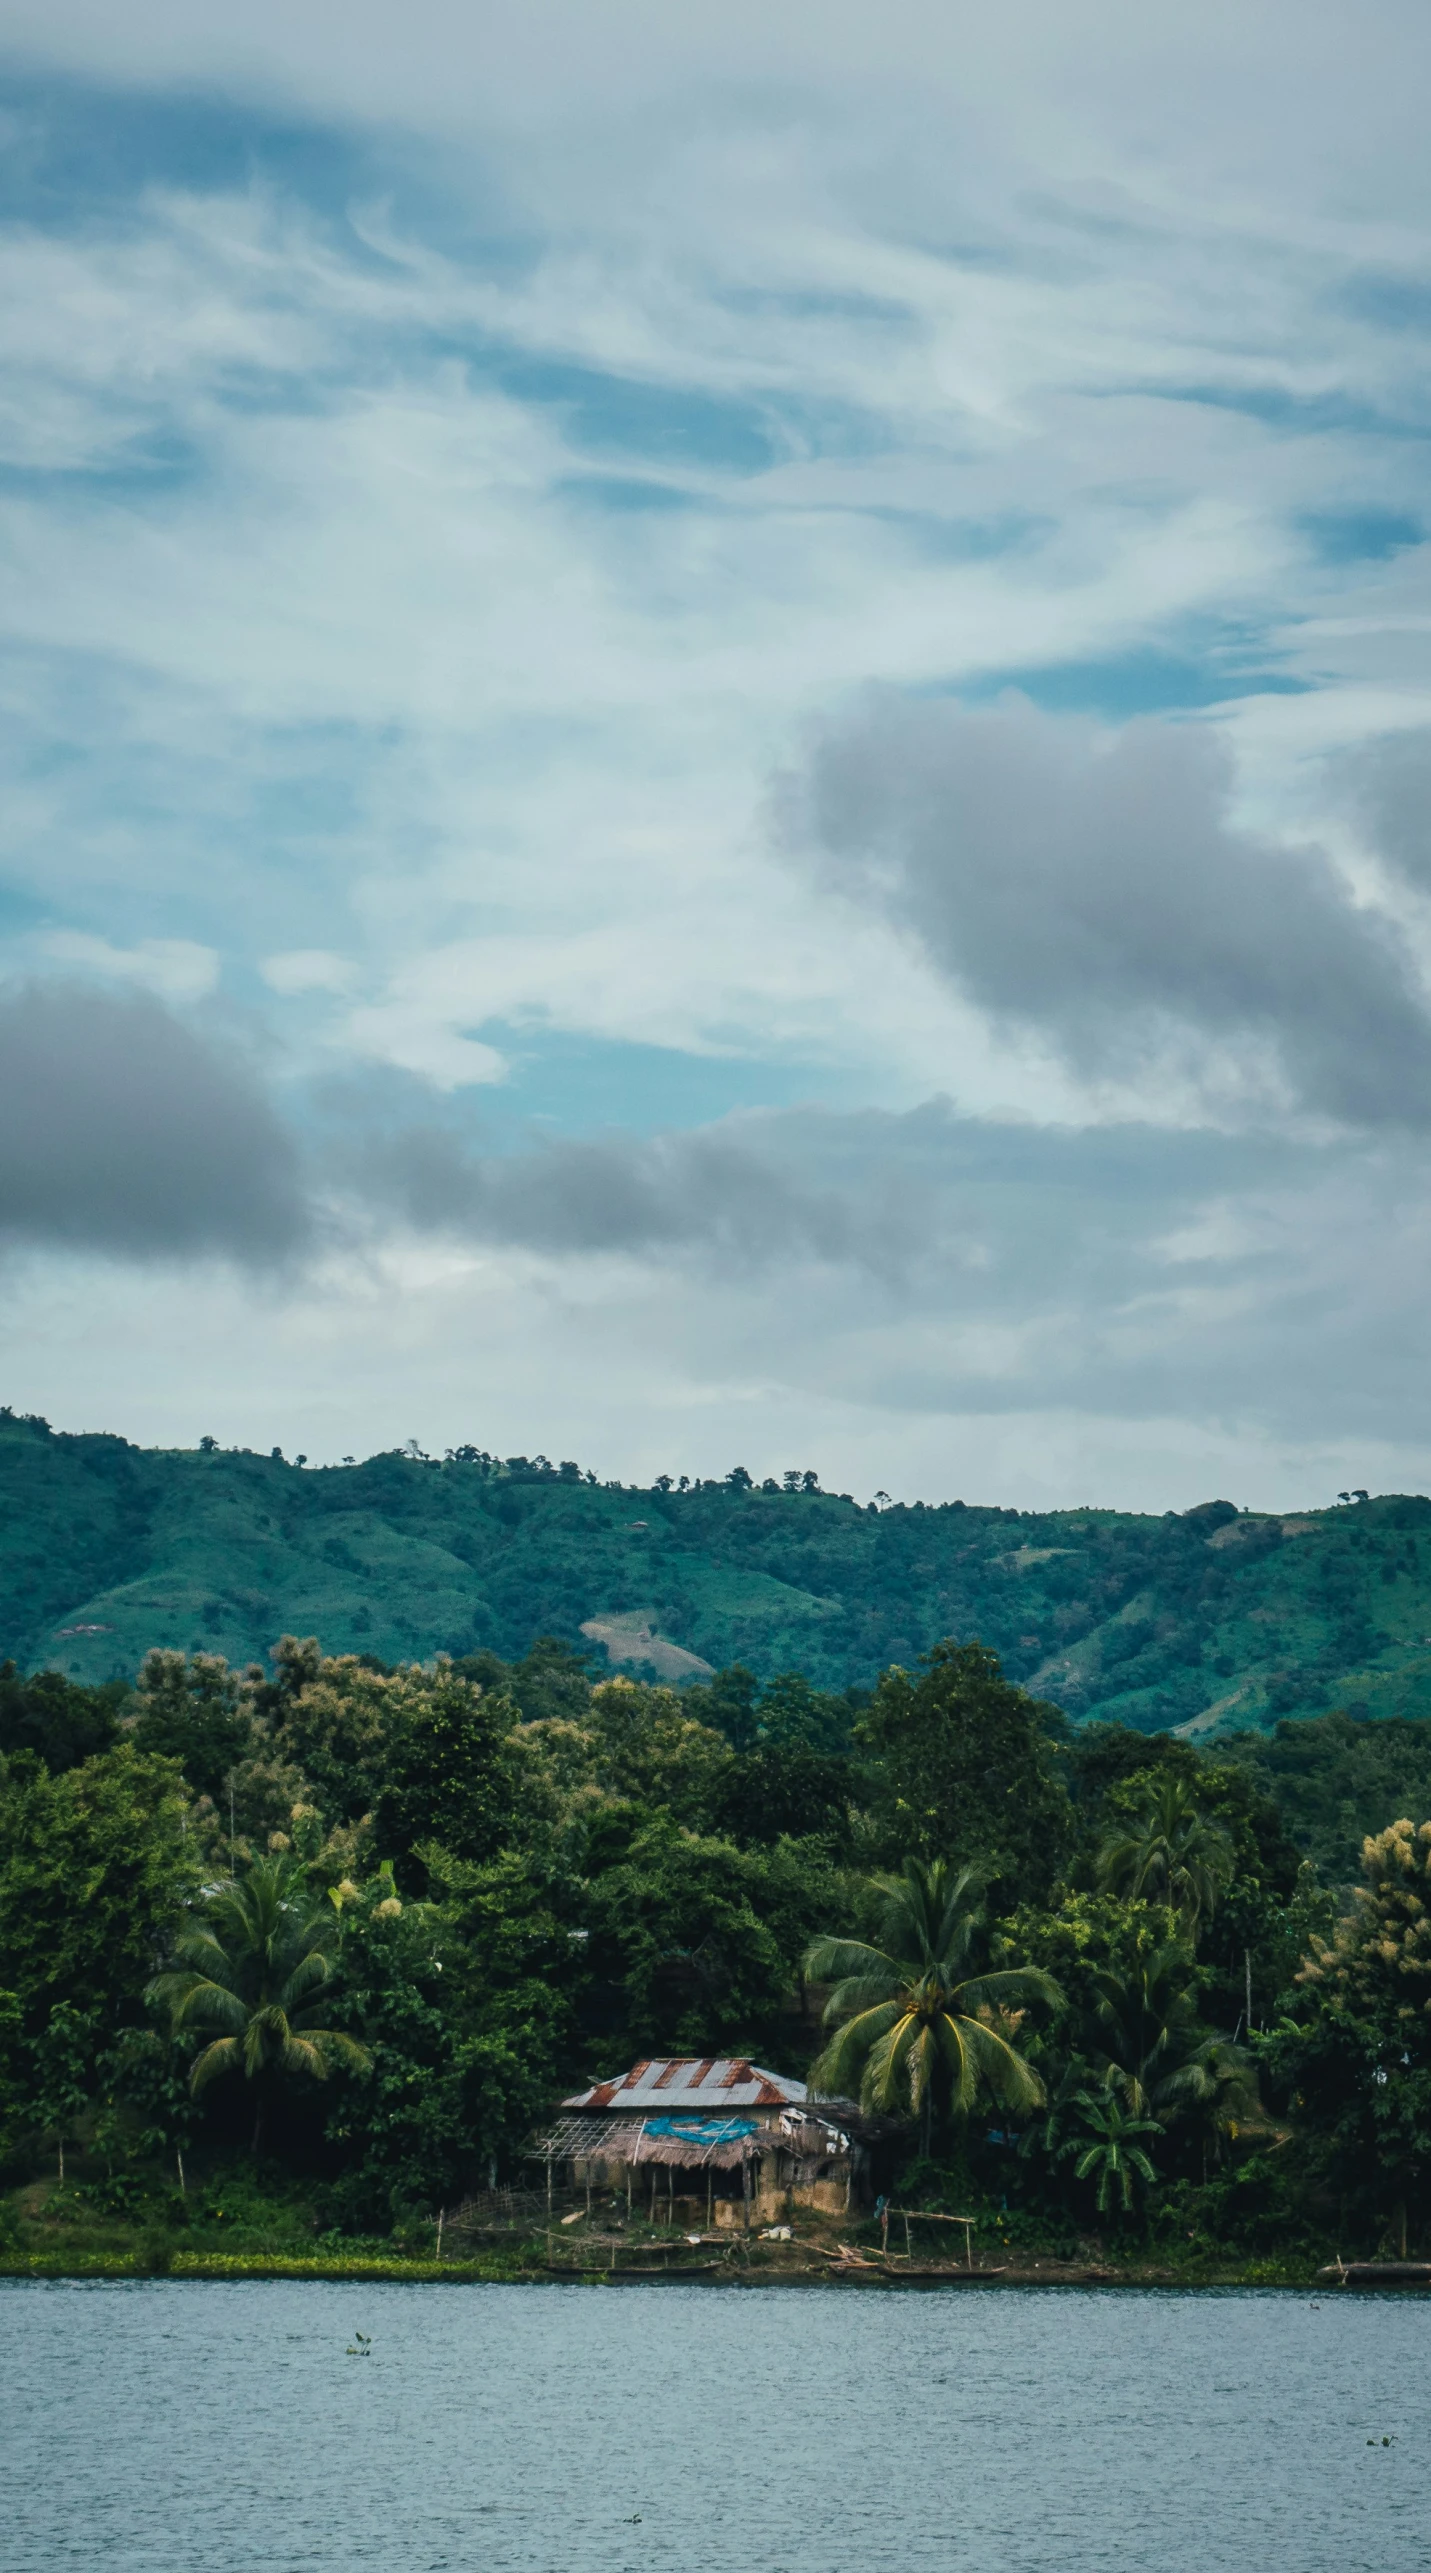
[1059,2086,1161,2214]
[1096,1774,1234,1941]
[148,1854,369,2150]
[1091,1936,1258,2150]
[1160,2033,1261,2178]
[805,1857,1060,2147]
[1090,1934,1203,2118]
[1019,2050,1097,2174]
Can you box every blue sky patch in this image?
[1298,507,1423,564]
[961,647,1311,720]
[475,1026,832,1139]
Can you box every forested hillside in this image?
[7,1408,1431,1737]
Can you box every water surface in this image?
[2,2279,1420,2571]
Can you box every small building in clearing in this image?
[530,2055,863,2226]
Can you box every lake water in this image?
[1,2278,1422,2572]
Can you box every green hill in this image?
[5,1408,1431,1736]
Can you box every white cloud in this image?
[0,16,1430,1496]
[32,934,221,1004]
[261,949,359,997]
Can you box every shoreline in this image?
[0,2249,1345,2289]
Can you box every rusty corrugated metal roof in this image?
[562,2056,808,2112]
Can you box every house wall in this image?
[565,2128,861,2223]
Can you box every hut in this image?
[529,2056,864,2227]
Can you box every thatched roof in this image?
[527,2111,766,2168]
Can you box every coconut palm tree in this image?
[1090,1936,1258,2154]
[805,1857,1060,2146]
[148,1853,369,2150]
[1059,2086,1161,2214]
[1089,1934,1203,2118]
[1160,2033,1262,2177]
[1096,1774,1234,1941]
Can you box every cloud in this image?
[261,951,359,998]
[0,982,307,1260]
[342,1097,1431,1463]
[35,934,220,1004]
[346,1111,873,1265]
[789,693,1431,1126]
[1340,725,1431,891]
[344,1086,1282,1286]
[4,37,1431,1501]
[33,1076,1429,1491]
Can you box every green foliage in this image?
[684,1664,760,1749]
[707,1745,855,1850]
[13,1409,1431,1733]
[0,1663,123,1771]
[131,1650,249,1801]
[1237,1710,1431,1878]
[581,1678,729,1826]
[1262,1816,1431,2248]
[29,2002,97,2178]
[322,1852,577,2226]
[587,1814,834,2060]
[807,1855,1059,2134]
[1097,1772,1235,1942]
[858,1641,1073,1902]
[149,1854,369,2147]
[18,1559,1431,2264]
[0,1989,26,2163]
[1008,1892,1258,2203]
[371,1662,515,1885]
[1059,2086,1162,2214]
[0,1742,197,2051]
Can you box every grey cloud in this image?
[348,1115,887,1268]
[0,980,307,1260]
[348,1088,1278,1286]
[12,989,1426,1459]
[789,693,1431,1127]
[349,1090,1431,1448]
[1340,726,1431,889]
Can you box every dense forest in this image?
[6,1621,1431,2271]
[8,1409,1431,1737]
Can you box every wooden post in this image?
[965,2220,972,2272]
[626,2162,633,2218]
[436,2207,444,2263]
[904,2213,912,2260]
[546,2155,553,2217]
[176,2149,186,2197]
[880,2202,889,2257]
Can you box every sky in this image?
[3,0,1431,1507]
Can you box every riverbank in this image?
[0,2169,1352,2289]
[0,2242,1331,2287]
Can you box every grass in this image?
[0,2166,1337,2289]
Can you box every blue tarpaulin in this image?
[642,2115,759,2144]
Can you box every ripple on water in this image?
[0,2279,1419,2572]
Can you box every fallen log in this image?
[1318,2260,1431,2286]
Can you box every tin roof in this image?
[563,2056,808,2113]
